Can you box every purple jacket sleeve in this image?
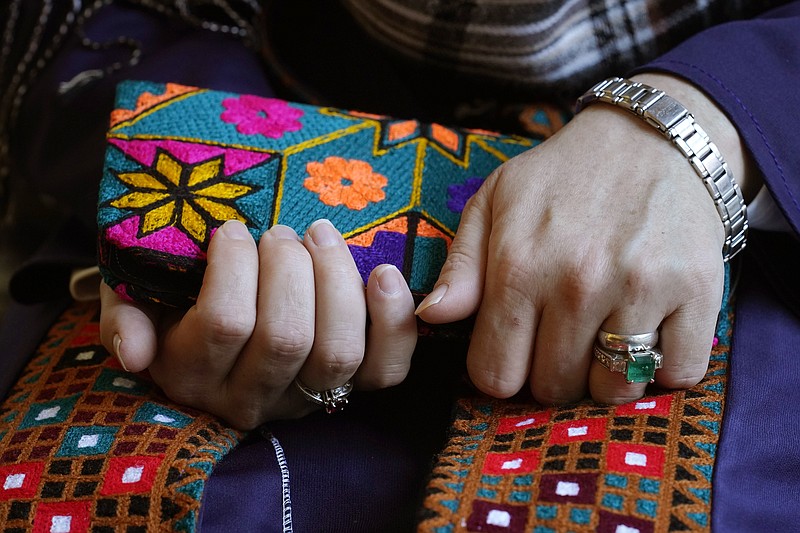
[633,6,800,531]
[632,1,800,236]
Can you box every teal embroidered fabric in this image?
[97,81,537,313]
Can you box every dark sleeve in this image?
[631,1,800,236]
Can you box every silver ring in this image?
[597,330,658,353]
[294,378,353,414]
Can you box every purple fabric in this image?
[715,248,800,531]
[200,341,468,533]
[348,231,407,285]
[632,1,800,234]
[632,3,800,529]
[447,177,485,213]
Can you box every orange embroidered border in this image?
[0,302,243,531]
[419,308,732,533]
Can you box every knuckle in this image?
[316,347,363,380]
[468,365,521,399]
[492,252,534,302]
[444,248,479,276]
[257,319,314,361]
[556,258,607,312]
[196,307,255,345]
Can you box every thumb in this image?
[99,282,160,373]
[416,183,492,323]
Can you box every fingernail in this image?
[269,224,300,241]
[375,265,404,295]
[415,283,448,315]
[308,219,341,248]
[221,220,252,240]
[113,334,130,372]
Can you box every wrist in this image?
[629,73,761,202]
[575,75,750,261]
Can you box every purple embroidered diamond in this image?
[447,177,484,213]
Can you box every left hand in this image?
[416,74,757,406]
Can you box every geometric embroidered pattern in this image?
[0,302,243,532]
[418,288,734,532]
[97,81,537,315]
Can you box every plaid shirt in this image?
[341,0,788,99]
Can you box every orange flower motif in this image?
[304,156,387,210]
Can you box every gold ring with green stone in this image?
[592,344,664,384]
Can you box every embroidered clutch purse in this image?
[97,81,536,313]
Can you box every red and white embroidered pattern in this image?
[0,302,243,531]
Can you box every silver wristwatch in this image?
[576,77,748,262]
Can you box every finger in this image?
[356,264,417,390]
[589,261,723,404]
[587,264,667,404]
[589,316,662,406]
[415,176,494,323]
[223,224,317,420]
[99,282,159,373]
[148,220,258,405]
[465,237,538,399]
[656,270,724,390]
[529,303,596,406]
[300,219,367,392]
[527,256,614,404]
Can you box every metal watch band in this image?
[575,77,748,262]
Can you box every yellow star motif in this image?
[110,150,257,244]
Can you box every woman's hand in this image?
[100,219,417,430]
[417,73,757,406]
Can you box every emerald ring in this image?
[593,334,663,384]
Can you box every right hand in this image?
[100,219,418,430]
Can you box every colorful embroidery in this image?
[418,291,734,533]
[107,150,258,244]
[220,95,304,138]
[303,156,387,210]
[0,302,243,532]
[97,81,537,310]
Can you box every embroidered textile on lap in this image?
[96,81,537,319]
[418,291,733,533]
[0,302,243,531]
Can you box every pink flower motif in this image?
[221,95,304,138]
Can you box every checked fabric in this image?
[96,81,536,312]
